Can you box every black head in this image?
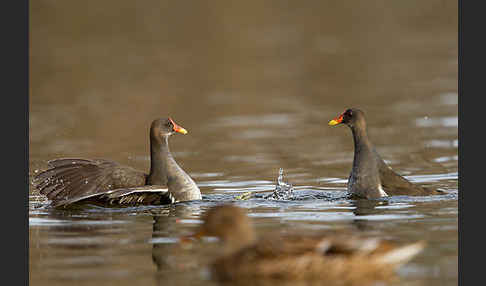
[328,108,366,128]
[150,117,188,139]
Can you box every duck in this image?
[33,117,201,207]
[329,108,443,199]
[188,204,425,284]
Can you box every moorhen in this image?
[33,117,202,207]
[188,205,425,284]
[328,108,443,199]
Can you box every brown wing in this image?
[232,234,386,259]
[95,186,175,205]
[211,234,357,280]
[377,160,441,196]
[33,158,147,207]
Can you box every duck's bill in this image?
[328,115,343,126]
[169,117,188,134]
[173,126,188,134]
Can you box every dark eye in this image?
[346,110,353,117]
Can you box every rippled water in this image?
[30,1,457,286]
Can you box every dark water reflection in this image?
[30,1,457,285]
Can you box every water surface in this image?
[30,1,457,285]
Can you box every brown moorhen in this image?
[329,108,443,199]
[33,118,202,207]
[188,205,425,284]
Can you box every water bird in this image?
[188,205,425,284]
[329,108,443,199]
[33,117,201,207]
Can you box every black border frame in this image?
[4,0,29,285]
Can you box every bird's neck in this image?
[350,124,375,170]
[148,135,201,201]
[148,135,174,185]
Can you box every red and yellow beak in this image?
[169,117,188,134]
[328,114,344,126]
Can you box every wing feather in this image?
[33,158,147,206]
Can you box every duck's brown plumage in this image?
[329,108,443,199]
[190,205,425,284]
[33,118,201,207]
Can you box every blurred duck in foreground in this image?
[189,205,425,285]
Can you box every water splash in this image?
[233,168,295,201]
[264,168,294,200]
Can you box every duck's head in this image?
[189,205,256,252]
[328,108,367,129]
[150,117,188,140]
